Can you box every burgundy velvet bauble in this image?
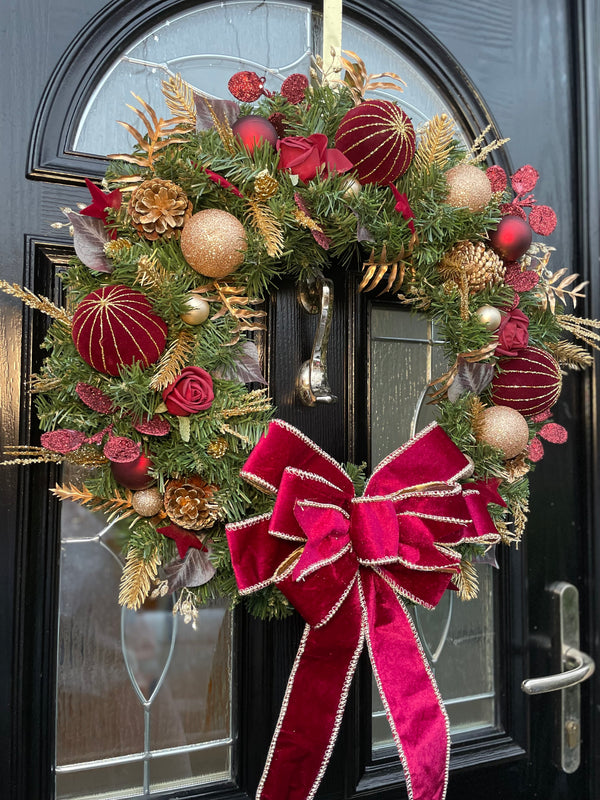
[110,453,156,490]
[488,215,532,261]
[232,115,278,153]
[72,285,168,376]
[334,100,416,185]
[490,346,562,416]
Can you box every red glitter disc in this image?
[539,422,568,444]
[504,264,539,293]
[228,71,265,102]
[103,435,141,463]
[281,73,309,104]
[528,437,545,462]
[76,382,115,414]
[132,415,171,436]
[500,202,527,219]
[41,429,86,454]
[511,164,539,195]
[486,165,507,193]
[529,205,557,236]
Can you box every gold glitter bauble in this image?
[445,163,493,212]
[477,405,529,460]
[180,210,247,278]
[475,304,502,331]
[181,294,210,325]
[132,487,164,517]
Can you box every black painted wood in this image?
[1,1,598,799]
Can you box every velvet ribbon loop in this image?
[226,420,504,800]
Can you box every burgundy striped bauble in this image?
[72,285,168,376]
[490,346,562,416]
[334,100,416,185]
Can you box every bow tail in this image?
[360,571,449,800]
[257,580,364,800]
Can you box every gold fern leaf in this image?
[452,558,479,601]
[51,483,136,522]
[149,330,196,391]
[161,74,196,129]
[338,50,406,105]
[414,114,456,172]
[0,279,72,326]
[246,199,284,258]
[119,546,161,610]
[547,340,594,370]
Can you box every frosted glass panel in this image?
[370,305,497,749]
[56,479,232,799]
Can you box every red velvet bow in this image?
[227,420,503,800]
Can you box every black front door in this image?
[1,2,599,799]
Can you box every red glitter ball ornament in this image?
[232,115,278,153]
[110,453,155,490]
[334,100,416,185]
[268,112,287,138]
[72,285,168,376]
[488,215,532,261]
[280,73,309,104]
[228,71,265,102]
[490,346,562,416]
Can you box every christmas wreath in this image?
[4,50,599,800]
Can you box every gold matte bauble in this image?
[180,209,247,278]
[445,163,493,212]
[475,304,502,332]
[477,405,529,460]
[181,294,210,325]
[132,487,164,517]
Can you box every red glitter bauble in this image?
[488,215,532,261]
[490,346,562,416]
[280,73,309,104]
[228,71,265,102]
[72,285,168,376]
[232,115,278,153]
[334,100,416,185]
[110,453,156,490]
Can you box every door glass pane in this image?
[55,465,232,800]
[370,305,496,751]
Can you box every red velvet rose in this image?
[496,308,530,357]
[162,367,214,416]
[277,133,352,183]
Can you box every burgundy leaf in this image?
[194,93,240,132]
[66,212,113,273]
[164,547,216,591]
[447,358,495,402]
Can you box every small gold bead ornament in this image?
[181,294,210,325]
[132,486,164,517]
[475,304,502,331]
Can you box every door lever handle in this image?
[520,581,595,773]
[521,645,595,694]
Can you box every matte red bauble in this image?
[110,453,156,490]
[72,285,168,376]
[232,115,278,153]
[490,346,562,416]
[488,215,532,261]
[334,100,416,185]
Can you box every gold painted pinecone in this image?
[128,179,192,241]
[440,240,505,294]
[103,237,132,259]
[206,437,229,459]
[164,476,219,530]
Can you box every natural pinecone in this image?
[128,179,192,241]
[440,240,505,293]
[164,476,219,530]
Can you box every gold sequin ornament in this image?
[180,209,247,278]
[441,240,505,294]
[128,178,192,240]
[476,405,529,460]
[132,487,164,517]
[207,437,229,459]
[181,293,210,325]
[445,163,493,212]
